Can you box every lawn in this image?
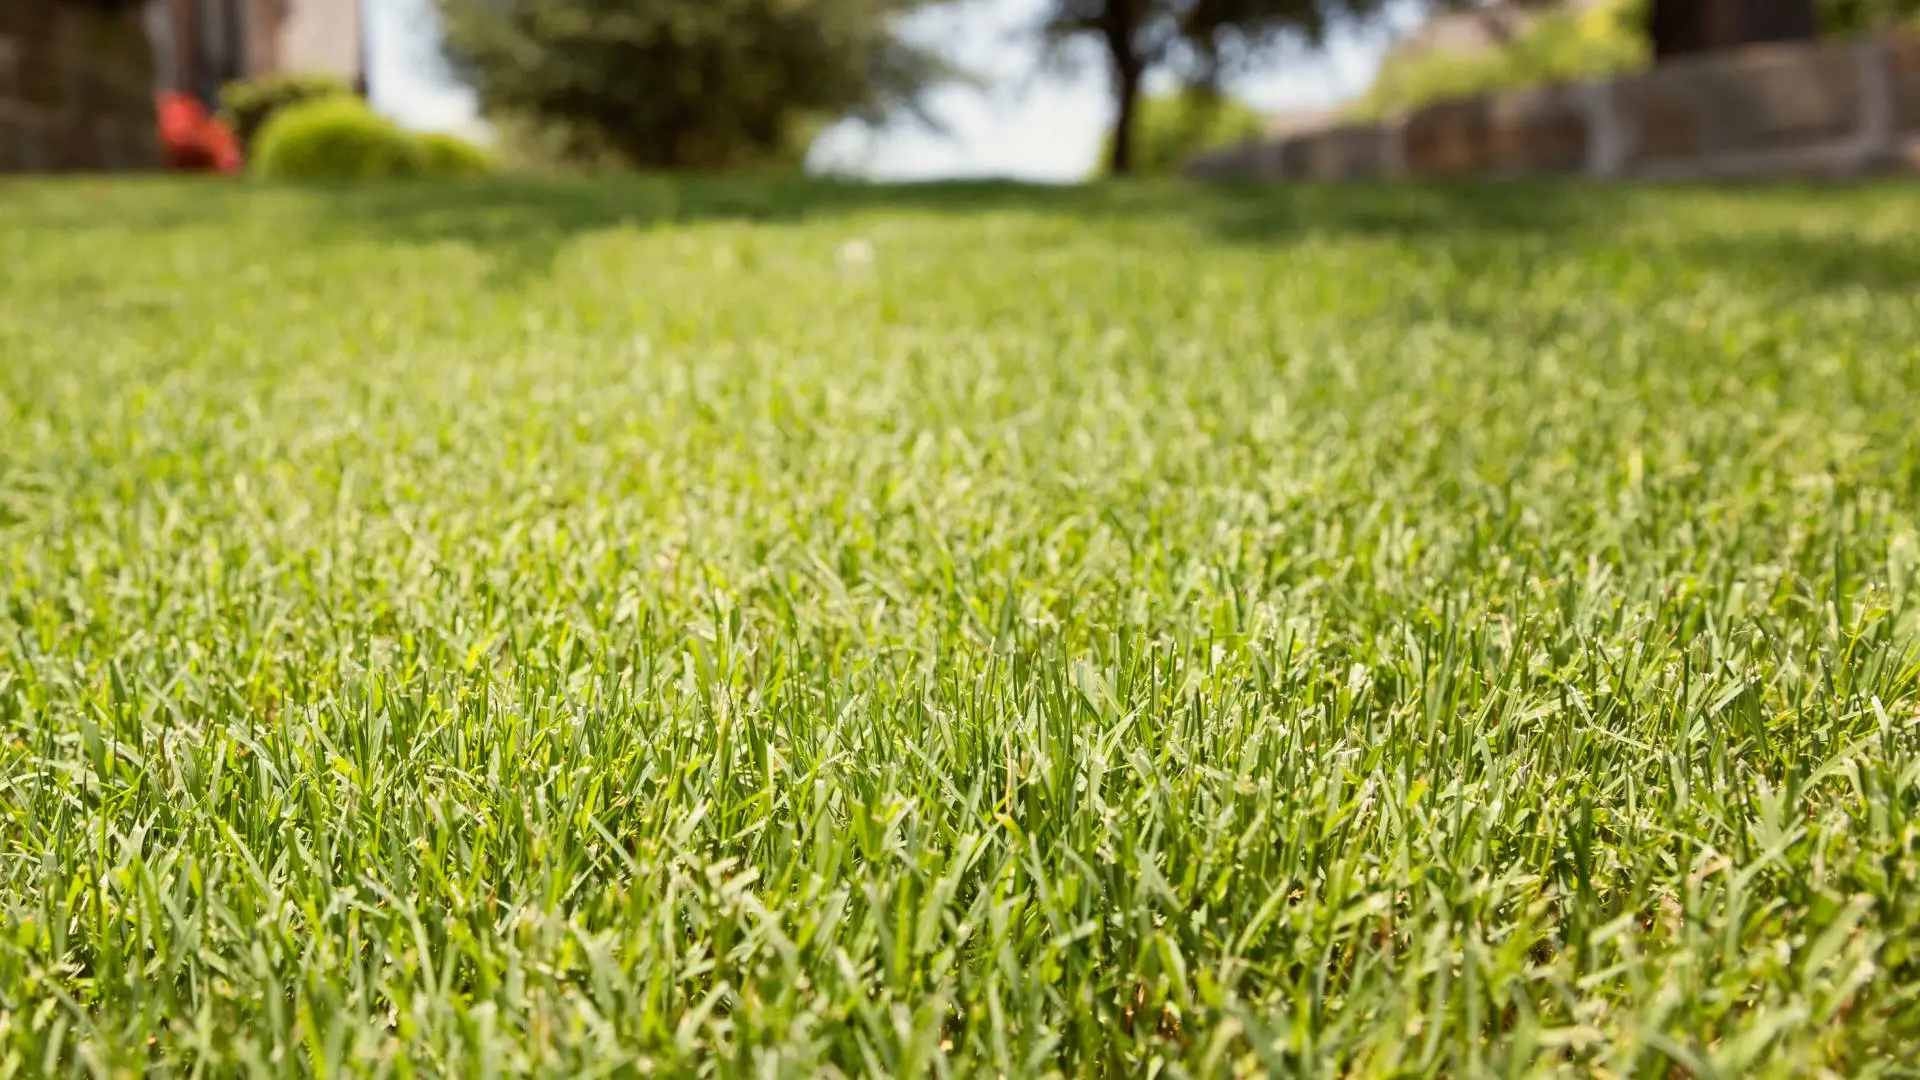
[2,177,1919,1077]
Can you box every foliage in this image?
[433,0,951,170]
[1818,0,1920,30]
[4,176,1920,1075]
[1039,0,1391,174]
[253,98,426,180]
[251,99,502,180]
[479,112,636,176]
[1352,0,1647,119]
[1354,0,1913,118]
[415,131,498,176]
[220,73,357,150]
[1093,91,1266,175]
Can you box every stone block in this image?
[1898,134,1920,170]
[1246,139,1290,181]
[1278,123,1401,181]
[6,125,48,172]
[1614,39,1862,168]
[0,4,58,44]
[1194,32,1913,185]
[1183,142,1261,180]
[87,118,153,173]
[80,61,145,114]
[1402,98,1485,176]
[13,46,71,110]
[0,37,17,101]
[77,7,147,56]
[1404,84,1590,178]
[1888,34,1920,133]
[0,0,159,173]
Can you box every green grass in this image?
[3,177,1920,1077]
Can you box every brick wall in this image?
[1190,34,1920,183]
[0,1,160,172]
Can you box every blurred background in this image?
[365,0,1421,181]
[4,0,1918,181]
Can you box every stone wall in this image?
[0,1,159,172]
[1190,34,1920,182]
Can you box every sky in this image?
[365,0,1423,183]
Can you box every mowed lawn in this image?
[3,177,1919,1077]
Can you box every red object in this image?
[157,93,243,175]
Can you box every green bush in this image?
[1819,0,1920,32]
[1349,0,1648,120]
[1095,92,1267,177]
[414,132,497,176]
[221,74,356,150]
[253,98,426,180]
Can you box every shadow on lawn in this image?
[317,176,1920,296]
[302,176,1611,284]
[31,174,1907,295]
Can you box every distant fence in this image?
[1189,34,1920,182]
[0,0,159,172]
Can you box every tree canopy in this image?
[1037,0,1391,175]
[433,0,951,171]
[1351,0,1646,120]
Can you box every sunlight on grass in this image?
[2,178,1918,1076]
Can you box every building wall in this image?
[277,0,361,87]
[154,0,362,107]
[1189,33,1920,183]
[0,0,161,172]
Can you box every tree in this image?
[1094,90,1266,175]
[433,0,951,171]
[1647,0,1818,59]
[1040,0,1391,176]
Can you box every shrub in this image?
[414,132,497,176]
[1095,92,1267,177]
[221,74,356,150]
[253,98,425,180]
[483,112,632,175]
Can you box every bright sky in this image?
[365,0,1422,183]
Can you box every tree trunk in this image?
[1650,0,1819,60]
[1107,60,1143,176]
[1099,1,1146,177]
